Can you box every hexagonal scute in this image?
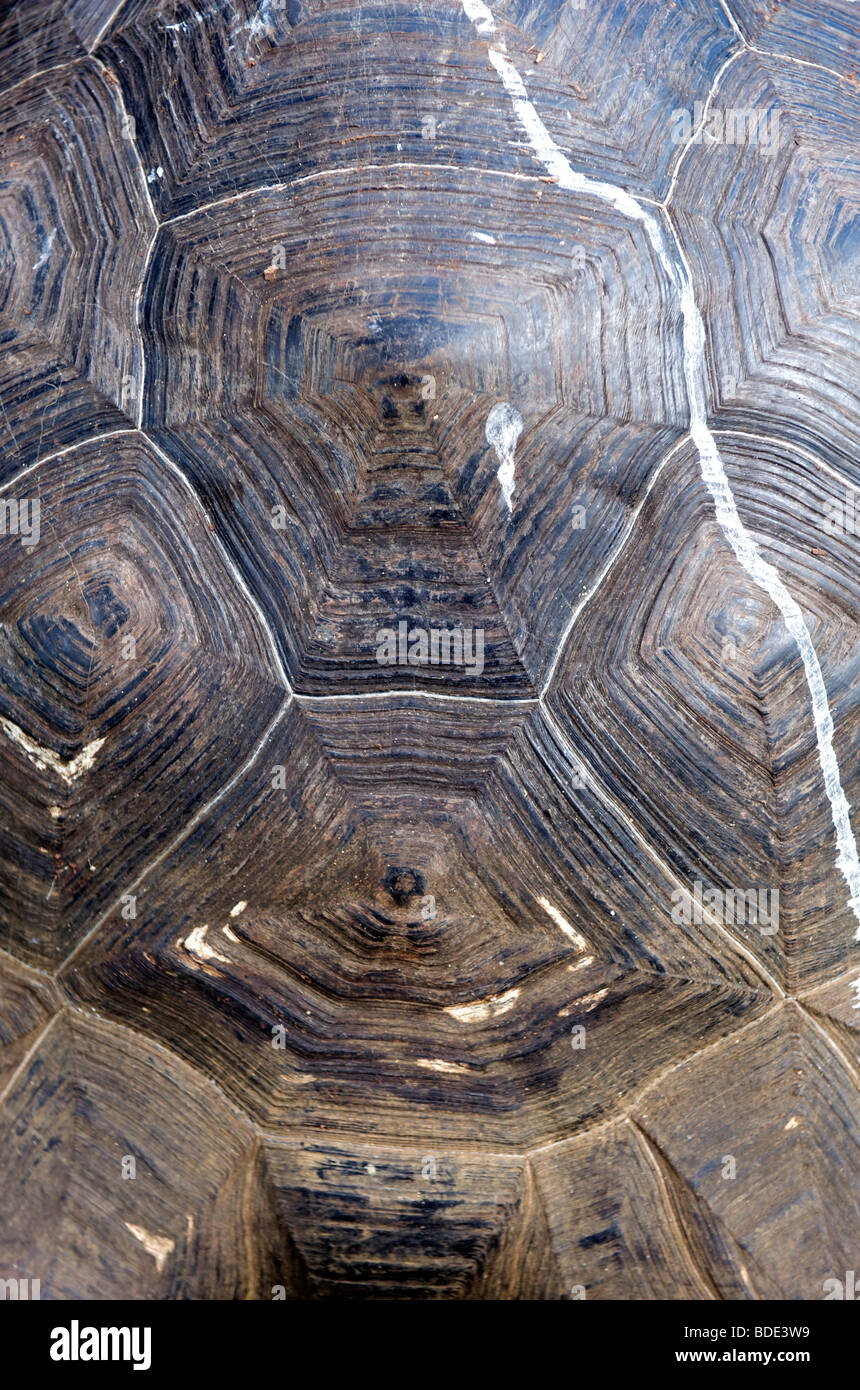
[1,0,859,1306]
[144,171,684,693]
[62,699,770,1149]
[0,60,155,478]
[98,0,546,220]
[545,435,860,996]
[0,434,286,968]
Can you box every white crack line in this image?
[89,57,159,433]
[462,0,860,935]
[662,46,746,208]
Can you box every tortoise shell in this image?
[0,0,859,1300]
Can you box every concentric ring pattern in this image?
[0,0,858,1300]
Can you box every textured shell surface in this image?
[0,0,859,1303]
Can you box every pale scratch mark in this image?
[538,895,590,951]
[445,988,520,1022]
[0,716,104,784]
[31,228,56,271]
[558,987,609,1016]
[416,1058,472,1075]
[486,401,523,512]
[60,699,291,978]
[182,925,230,965]
[125,1223,175,1273]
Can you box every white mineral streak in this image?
[486,401,523,511]
[416,1058,472,1074]
[445,987,520,1022]
[462,0,496,36]
[32,229,56,271]
[124,1224,175,1273]
[0,715,104,784]
[538,895,590,951]
[183,925,229,964]
[464,3,860,933]
[558,987,609,1016]
[246,0,278,43]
